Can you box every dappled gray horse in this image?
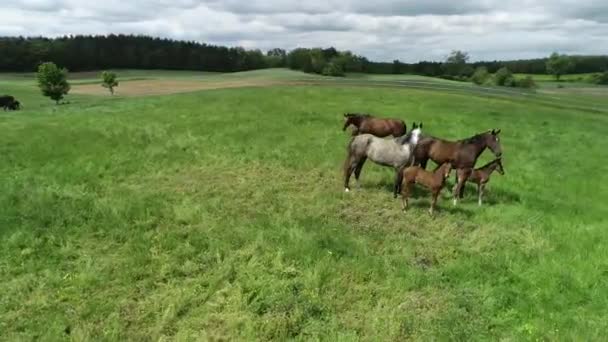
[343,123,422,192]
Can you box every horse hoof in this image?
[345,188,350,193]
[453,199,457,206]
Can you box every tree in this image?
[266,48,286,67]
[546,52,573,81]
[101,71,119,95]
[37,62,70,104]
[392,60,403,74]
[442,50,470,76]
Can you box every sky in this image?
[1,0,607,62]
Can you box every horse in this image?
[343,123,422,193]
[1,95,19,111]
[462,157,504,206]
[343,113,407,137]
[395,129,502,205]
[400,162,452,215]
[8,100,21,111]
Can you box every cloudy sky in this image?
[1,0,607,62]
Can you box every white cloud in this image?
[1,0,607,62]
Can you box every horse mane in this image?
[394,131,413,144]
[460,131,490,145]
[476,158,501,170]
[345,112,372,119]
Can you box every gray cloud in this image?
[1,0,607,62]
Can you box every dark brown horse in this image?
[395,129,502,205]
[343,113,406,137]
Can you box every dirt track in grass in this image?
[71,79,296,96]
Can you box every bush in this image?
[516,76,537,89]
[438,75,468,82]
[471,67,490,85]
[101,71,119,95]
[37,62,70,104]
[322,61,345,77]
[494,67,515,86]
[591,71,608,85]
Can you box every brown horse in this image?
[462,157,505,206]
[343,113,406,137]
[396,129,502,205]
[400,162,452,215]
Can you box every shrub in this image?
[471,67,490,85]
[322,61,345,77]
[37,62,70,104]
[494,67,515,87]
[516,76,537,89]
[591,71,608,85]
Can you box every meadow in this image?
[1,69,608,340]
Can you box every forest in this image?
[1,35,607,76]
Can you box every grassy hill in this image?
[1,69,607,340]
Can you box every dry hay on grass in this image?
[71,79,299,96]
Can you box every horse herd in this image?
[342,113,504,215]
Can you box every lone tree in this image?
[546,52,573,81]
[101,71,119,95]
[442,50,470,76]
[37,62,70,104]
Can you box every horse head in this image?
[343,113,371,131]
[485,129,502,157]
[495,157,505,175]
[409,122,423,145]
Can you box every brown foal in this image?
[461,158,505,206]
[400,162,452,215]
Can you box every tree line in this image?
[0,35,268,72]
[1,35,607,77]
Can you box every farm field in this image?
[1,69,608,340]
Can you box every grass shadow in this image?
[447,182,522,206]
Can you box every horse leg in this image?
[420,158,429,169]
[459,179,466,198]
[343,155,359,192]
[478,183,485,206]
[453,169,471,206]
[354,157,367,188]
[430,190,439,215]
[394,165,405,199]
[401,182,412,212]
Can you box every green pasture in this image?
[1,69,607,340]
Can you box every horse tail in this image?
[344,136,357,169]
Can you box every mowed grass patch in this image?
[1,84,608,340]
[70,79,294,96]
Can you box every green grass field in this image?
[1,69,608,340]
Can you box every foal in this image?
[400,162,452,215]
[461,158,504,206]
